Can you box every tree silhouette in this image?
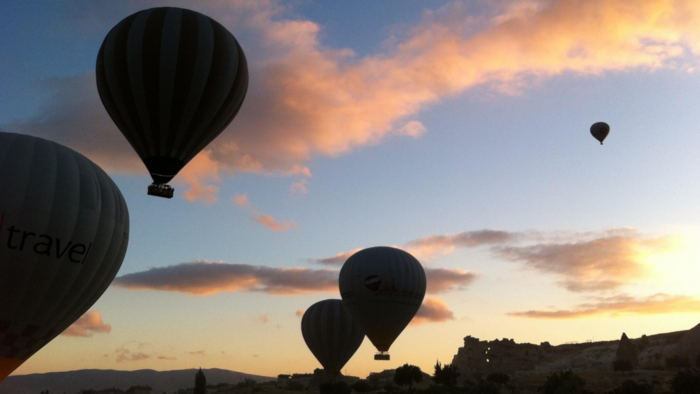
[609,379,654,394]
[486,372,509,386]
[541,370,589,394]
[194,368,206,394]
[351,380,372,393]
[319,381,350,394]
[433,360,460,387]
[394,363,423,389]
[671,369,700,394]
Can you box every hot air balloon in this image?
[0,132,129,383]
[590,122,610,145]
[339,247,426,360]
[96,7,249,199]
[301,300,365,376]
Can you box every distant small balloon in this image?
[590,122,610,145]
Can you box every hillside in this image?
[0,368,274,394]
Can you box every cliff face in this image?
[451,329,691,377]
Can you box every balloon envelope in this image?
[0,133,129,382]
[96,7,249,186]
[590,122,610,145]
[339,247,426,356]
[301,299,365,375]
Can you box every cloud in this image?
[233,194,251,208]
[189,350,206,356]
[395,121,427,137]
[425,268,480,293]
[405,230,517,259]
[112,261,338,296]
[296,310,304,317]
[291,179,309,194]
[177,151,221,204]
[259,314,269,324]
[411,297,455,325]
[61,311,111,338]
[312,227,679,294]
[309,249,361,266]
[252,214,298,232]
[12,1,700,201]
[494,229,678,292]
[508,293,700,319]
[233,194,298,232]
[157,356,177,361]
[115,345,150,363]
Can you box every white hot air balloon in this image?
[0,132,129,382]
[301,299,365,376]
[339,247,426,360]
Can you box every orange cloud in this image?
[508,293,700,319]
[233,194,298,232]
[405,230,516,259]
[189,350,206,356]
[115,345,150,363]
[425,268,480,293]
[252,213,298,232]
[314,228,678,293]
[61,311,111,338]
[296,310,304,317]
[177,150,221,204]
[259,314,269,324]
[411,297,455,325]
[112,261,338,296]
[494,229,677,292]
[14,1,700,201]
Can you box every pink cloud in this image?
[61,311,111,338]
[233,193,251,208]
[411,297,455,325]
[233,194,298,232]
[252,213,298,232]
[291,179,309,194]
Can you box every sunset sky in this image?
[3,0,700,380]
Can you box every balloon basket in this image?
[374,352,390,360]
[148,184,174,199]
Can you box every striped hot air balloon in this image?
[0,132,129,383]
[301,300,365,376]
[339,247,426,360]
[96,7,249,198]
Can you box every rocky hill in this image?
[0,368,274,394]
[451,327,692,377]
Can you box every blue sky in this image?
[2,0,700,379]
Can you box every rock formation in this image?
[615,333,639,369]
